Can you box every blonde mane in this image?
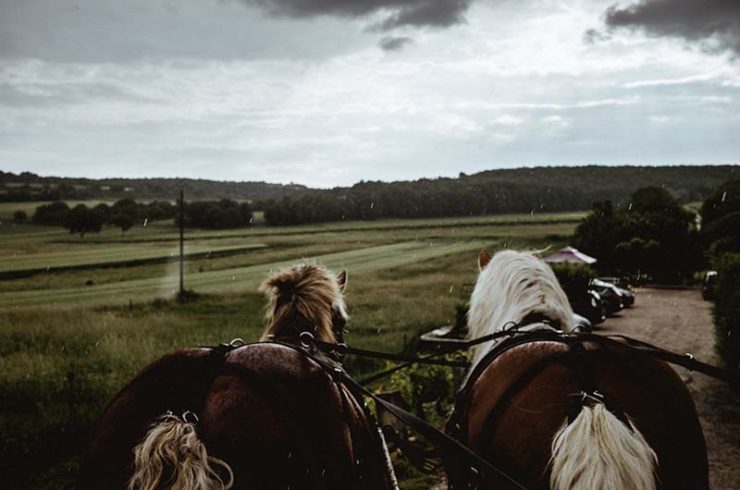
[259,262,348,343]
[467,249,575,367]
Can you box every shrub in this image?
[713,253,740,370]
[390,362,454,415]
[12,210,28,223]
[549,262,595,298]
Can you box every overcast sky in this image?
[1,0,739,187]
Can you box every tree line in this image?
[258,166,737,226]
[2,165,736,209]
[21,198,253,237]
[0,171,305,202]
[570,179,740,368]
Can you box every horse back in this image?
[452,339,708,490]
[199,343,391,490]
[80,347,220,489]
[80,343,392,490]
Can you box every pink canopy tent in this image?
[543,246,597,265]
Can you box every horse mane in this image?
[467,249,575,367]
[259,262,348,344]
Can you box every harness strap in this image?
[285,338,529,490]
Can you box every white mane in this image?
[467,249,575,367]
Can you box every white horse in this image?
[464,249,659,490]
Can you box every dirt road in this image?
[601,287,740,489]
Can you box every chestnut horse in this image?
[446,250,707,490]
[80,263,394,490]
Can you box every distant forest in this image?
[2,166,737,226]
[0,171,307,202]
[259,165,738,225]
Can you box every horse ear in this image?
[478,249,492,271]
[336,270,347,291]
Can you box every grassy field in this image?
[0,211,579,489]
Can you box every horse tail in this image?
[550,403,657,490]
[128,413,234,490]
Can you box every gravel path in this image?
[600,287,740,489]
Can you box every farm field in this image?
[0,211,577,489]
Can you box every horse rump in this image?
[128,412,233,490]
[550,402,657,490]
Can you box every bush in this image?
[12,210,28,223]
[713,254,740,370]
[549,262,595,298]
[701,179,740,257]
[389,362,454,415]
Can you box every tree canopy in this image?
[574,186,700,281]
[65,205,105,237]
[701,179,740,257]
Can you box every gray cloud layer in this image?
[605,0,740,55]
[379,36,413,51]
[244,0,472,30]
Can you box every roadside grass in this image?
[0,211,575,489]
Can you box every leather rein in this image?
[195,324,738,490]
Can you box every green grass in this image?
[0,241,488,309]
[0,210,581,489]
[0,242,268,275]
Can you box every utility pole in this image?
[179,188,184,299]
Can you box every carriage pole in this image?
[179,188,184,299]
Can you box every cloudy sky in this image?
[1,0,739,187]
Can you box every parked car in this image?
[570,290,606,326]
[702,271,718,301]
[589,278,624,315]
[597,277,635,307]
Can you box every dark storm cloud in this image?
[379,36,413,51]
[244,0,473,30]
[604,0,740,55]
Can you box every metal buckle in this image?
[299,331,317,353]
[182,410,199,424]
[334,343,348,360]
[229,338,245,347]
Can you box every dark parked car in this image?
[702,271,718,301]
[597,277,635,307]
[570,289,606,326]
[589,278,624,315]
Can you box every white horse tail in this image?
[128,413,234,490]
[550,403,658,490]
